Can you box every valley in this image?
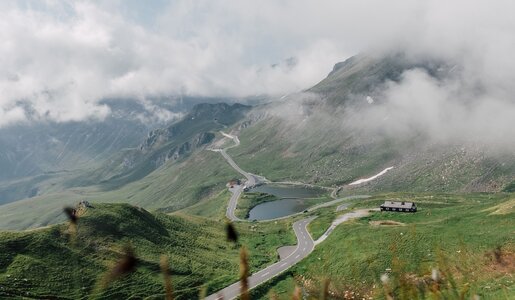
[194,129,515,299]
[2,2,515,299]
[0,53,513,299]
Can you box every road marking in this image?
[280,263,287,267]
[303,247,306,251]
[295,254,300,259]
[261,272,270,277]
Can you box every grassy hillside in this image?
[228,116,400,186]
[0,103,250,230]
[227,100,514,194]
[0,149,240,230]
[0,203,296,299]
[0,98,241,204]
[258,193,515,299]
[96,149,240,212]
[308,52,447,106]
[67,103,250,190]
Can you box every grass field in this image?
[0,150,240,230]
[259,193,515,299]
[226,114,515,195]
[307,207,341,240]
[0,202,296,299]
[0,191,513,299]
[180,188,231,220]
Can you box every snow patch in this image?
[221,132,235,139]
[349,166,394,185]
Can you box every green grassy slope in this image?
[180,189,231,220]
[259,193,515,299]
[0,102,250,230]
[228,106,514,195]
[228,116,400,186]
[0,149,240,230]
[0,203,295,299]
[66,103,250,191]
[96,149,240,211]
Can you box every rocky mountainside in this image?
[69,102,250,191]
[0,53,513,230]
[0,98,246,205]
[0,100,157,205]
[228,53,515,193]
[0,102,251,229]
[309,52,451,106]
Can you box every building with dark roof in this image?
[380,201,417,212]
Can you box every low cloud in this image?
[348,69,515,150]
[0,1,346,126]
[269,64,515,152]
[1,0,515,133]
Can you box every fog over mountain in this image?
[271,52,515,151]
[1,0,514,133]
[1,3,514,300]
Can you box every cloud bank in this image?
[350,69,515,150]
[1,0,515,130]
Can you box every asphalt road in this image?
[308,195,370,211]
[208,132,372,298]
[219,149,259,221]
[216,132,265,221]
[226,184,243,221]
[220,149,257,186]
[314,209,371,245]
[205,217,316,300]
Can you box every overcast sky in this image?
[1,0,515,126]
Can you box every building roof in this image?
[381,201,415,209]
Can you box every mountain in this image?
[70,102,250,190]
[308,52,450,106]
[0,99,167,182]
[0,99,170,205]
[0,103,250,229]
[226,53,515,193]
[0,53,513,299]
[0,98,248,206]
[0,53,513,231]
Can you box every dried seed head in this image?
[431,268,439,281]
[321,278,330,300]
[198,286,208,300]
[63,207,78,224]
[160,255,174,300]
[380,274,389,284]
[226,222,238,243]
[291,286,301,300]
[269,291,279,300]
[101,245,138,288]
[239,247,250,300]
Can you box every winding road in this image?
[210,132,267,221]
[206,131,374,299]
[205,217,316,300]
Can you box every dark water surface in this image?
[247,184,324,220]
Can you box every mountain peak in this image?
[309,52,450,105]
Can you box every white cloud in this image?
[0,106,26,127]
[1,0,515,130]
